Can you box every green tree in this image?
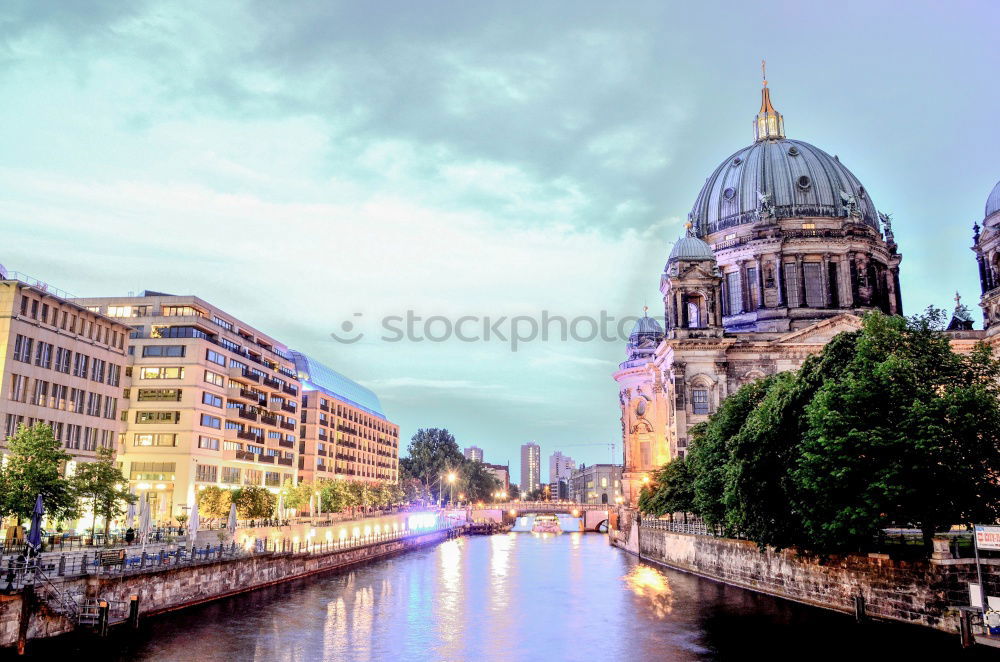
[687,375,778,531]
[404,428,464,501]
[71,446,136,536]
[637,457,695,520]
[458,459,501,502]
[197,486,232,520]
[793,310,1000,551]
[0,423,77,525]
[231,485,276,519]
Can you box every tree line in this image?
[638,310,1000,553]
[399,428,504,503]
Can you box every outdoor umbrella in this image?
[26,495,44,556]
[138,499,152,553]
[188,498,200,551]
[125,493,136,530]
[227,502,238,533]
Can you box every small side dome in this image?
[986,179,1000,219]
[668,234,715,263]
[630,314,664,338]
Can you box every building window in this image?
[137,388,182,402]
[264,471,281,487]
[244,469,262,485]
[783,263,801,307]
[143,345,185,358]
[803,262,824,307]
[692,388,709,415]
[204,370,224,387]
[133,433,177,447]
[725,272,742,315]
[221,467,241,484]
[54,347,72,373]
[139,366,184,379]
[195,464,218,483]
[162,306,205,317]
[12,335,32,363]
[206,350,226,366]
[90,358,106,383]
[130,462,176,481]
[107,364,122,387]
[73,353,89,378]
[198,436,220,450]
[202,392,223,408]
[8,374,27,403]
[201,414,222,429]
[135,411,180,424]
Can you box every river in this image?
[19,532,993,660]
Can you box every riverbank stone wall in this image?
[619,522,999,633]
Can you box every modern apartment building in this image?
[73,292,300,522]
[1,274,129,467]
[570,464,623,505]
[520,442,541,495]
[548,451,575,484]
[464,446,484,462]
[292,351,399,485]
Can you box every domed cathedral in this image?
[615,74,905,505]
[974,181,1000,335]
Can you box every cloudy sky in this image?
[1,1,997,476]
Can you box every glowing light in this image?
[364,526,371,537]
[352,527,360,538]
[374,525,381,534]
[326,532,333,542]
[137,483,152,490]
[447,473,456,483]
[339,529,347,540]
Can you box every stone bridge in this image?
[455,503,610,532]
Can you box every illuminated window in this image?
[134,433,177,447]
[139,366,184,379]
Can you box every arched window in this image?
[687,301,701,328]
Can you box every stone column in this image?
[796,254,806,308]
[821,253,832,308]
[776,254,787,306]
[837,255,853,308]
[756,257,766,309]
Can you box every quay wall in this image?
[2,528,449,649]
[611,515,1000,633]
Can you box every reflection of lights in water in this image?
[623,565,674,618]
[569,532,581,547]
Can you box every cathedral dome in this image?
[690,138,879,237]
[986,179,1000,219]
[668,234,715,262]
[689,79,879,238]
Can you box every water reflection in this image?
[18,534,997,661]
[624,564,674,618]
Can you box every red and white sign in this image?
[975,525,1000,551]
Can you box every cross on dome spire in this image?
[754,60,785,142]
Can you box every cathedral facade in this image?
[614,77,1000,505]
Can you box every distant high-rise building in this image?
[520,442,540,494]
[548,451,575,484]
[464,445,484,462]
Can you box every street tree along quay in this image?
[639,310,1000,554]
[401,428,501,503]
[71,446,136,537]
[0,423,78,526]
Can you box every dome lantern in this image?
[754,61,785,142]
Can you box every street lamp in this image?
[447,472,456,505]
